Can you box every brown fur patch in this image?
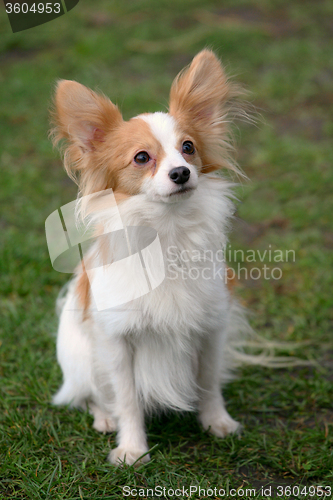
[76,269,91,319]
[225,265,238,295]
[111,117,166,195]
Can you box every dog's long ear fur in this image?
[169,50,244,175]
[50,80,123,187]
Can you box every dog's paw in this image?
[200,410,241,438]
[89,404,116,433]
[108,447,150,466]
[92,415,116,434]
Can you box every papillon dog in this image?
[51,50,250,466]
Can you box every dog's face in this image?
[116,112,200,203]
[76,111,201,204]
[52,50,237,203]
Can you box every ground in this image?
[0,0,332,498]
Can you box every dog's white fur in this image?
[52,50,249,466]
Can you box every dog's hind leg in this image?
[53,292,93,409]
[89,402,116,433]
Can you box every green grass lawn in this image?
[1,0,333,498]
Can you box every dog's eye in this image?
[182,141,195,155]
[134,151,150,164]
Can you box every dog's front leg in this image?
[105,337,149,466]
[197,331,240,438]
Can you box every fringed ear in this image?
[51,80,123,151]
[51,80,123,189]
[169,50,244,175]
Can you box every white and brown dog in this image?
[51,50,249,465]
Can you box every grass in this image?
[1,0,333,498]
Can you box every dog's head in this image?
[51,50,241,204]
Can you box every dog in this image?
[51,50,250,466]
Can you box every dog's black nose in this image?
[169,167,191,185]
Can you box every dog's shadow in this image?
[145,411,209,456]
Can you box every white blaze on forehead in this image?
[137,112,180,156]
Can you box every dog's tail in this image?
[223,300,313,380]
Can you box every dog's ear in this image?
[169,50,241,174]
[52,80,123,152]
[169,50,228,126]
